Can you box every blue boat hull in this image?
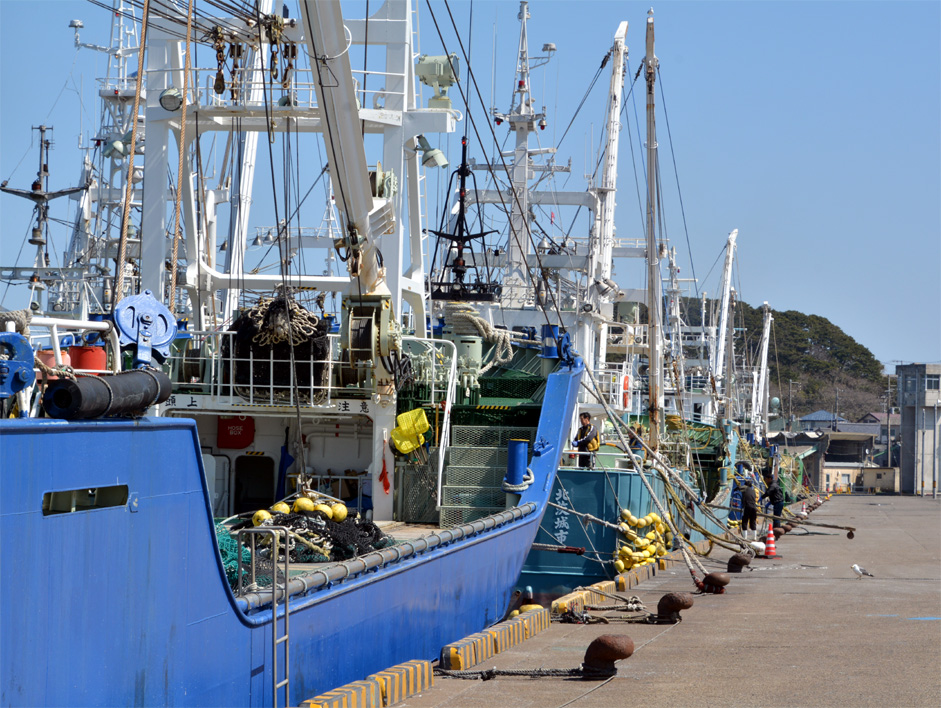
[1,362,583,707]
[519,428,737,599]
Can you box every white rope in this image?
[443,302,517,373]
[0,309,31,336]
[502,468,534,492]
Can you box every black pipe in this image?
[42,370,172,420]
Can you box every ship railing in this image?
[11,316,121,375]
[165,331,456,415]
[191,66,406,113]
[592,363,634,411]
[165,329,337,408]
[401,336,457,498]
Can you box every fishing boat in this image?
[0,1,612,705]
[511,10,790,601]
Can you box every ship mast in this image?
[644,9,664,450]
[489,1,559,308]
[751,302,773,440]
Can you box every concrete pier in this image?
[401,495,941,707]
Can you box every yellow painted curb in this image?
[301,678,382,708]
[366,660,433,707]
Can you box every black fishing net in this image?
[220,511,396,589]
[220,296,329,400]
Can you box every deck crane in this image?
[300,0,398,383]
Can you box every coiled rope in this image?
[0,309,31,336]
[443,302,518,373]
[248,294,320,347]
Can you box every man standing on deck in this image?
[739,479,759,540]
[761,475,785,528]
[572,412,599,469]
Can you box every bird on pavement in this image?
[851,564,874,579]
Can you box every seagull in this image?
[851,564,874,579]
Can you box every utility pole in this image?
[885,374,893,466]
[915,408,928,497]
[788,379,800,432]
[833,389,841,431]
[933,402,938,499]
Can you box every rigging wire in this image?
[169,0,195,313]
[432,0,569,338]
[657,67,698,297]
[113,0,151,309]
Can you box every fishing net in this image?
[215,522,252,587]
[220,295,330,402]
[219,512,397,590]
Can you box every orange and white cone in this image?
[763,523,777,558]
[801,501,807,514]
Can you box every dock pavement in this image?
[400,495,941,708]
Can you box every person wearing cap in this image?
[739,479,758,540]
[761,474,785,528]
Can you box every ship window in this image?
[42,485,129,516]
[233,455,275,514]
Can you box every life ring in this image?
[621,374,631,408]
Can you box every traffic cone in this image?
[763,523,777,558]
[801,501,806,514]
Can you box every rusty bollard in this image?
[727,552,752,573]
[656,592,694,623]
[582,635,634,678]
[701,571,730,594]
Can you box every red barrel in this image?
[69,345,108,373]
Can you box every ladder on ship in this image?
[237,527,291,707]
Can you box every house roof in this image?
[836,423,882,435]
[859,412,901,425]
[826,432,875,442]
[801,409,848,422]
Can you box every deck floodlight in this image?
[219,240,228,252]
[415,135,448,169]
[102,140,125,159]
[251,234,264,248]
[159,87,183,112]
[415,53,459,110]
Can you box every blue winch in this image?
[0,332,36,402]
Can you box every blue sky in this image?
[1,0,939,368]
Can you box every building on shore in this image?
[895,363,940,495]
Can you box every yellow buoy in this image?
[331,503,348,522]
[292,497,315,513]
[519,603,543,612]
[314,503,333,520]
[509,609,520,618]
[252,509,272,526]
[620,508,631,521]
[642,515,653,527]
[614,559,626,574]
[270,502,290,514]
